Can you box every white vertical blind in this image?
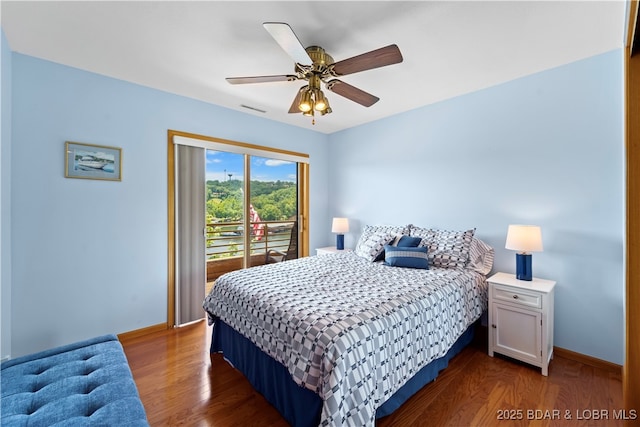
[175,144,206,326]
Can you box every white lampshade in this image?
[331,217,349,234]
[505,225,543,253]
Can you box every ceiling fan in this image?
[226,22,403,124]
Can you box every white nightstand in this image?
[316,246,351,255]
[487,272,556,376]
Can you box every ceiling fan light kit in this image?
[226,22,403,125]
[297,74,331,120]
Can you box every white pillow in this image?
[467,238,494,275]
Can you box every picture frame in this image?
[65,141,122,181]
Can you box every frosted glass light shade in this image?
[505,225,543,253]
[331,218,349,234]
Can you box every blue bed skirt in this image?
[211,320,476,427]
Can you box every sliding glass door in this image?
[204,150,246,286]
[249,155,298,267]
[168,130,309,327]
[204,152,299,279]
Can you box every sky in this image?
[205,150,297,182]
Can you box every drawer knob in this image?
[491,324,496,328]
[513,295,519,299]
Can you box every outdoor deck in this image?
[206,220,297,284]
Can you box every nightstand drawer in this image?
[493,285,541,309]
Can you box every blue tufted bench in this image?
[1,334,149,426]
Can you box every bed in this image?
[203,225,493,427]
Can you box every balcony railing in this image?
[206,220,296,282]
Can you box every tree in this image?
[206,180,297,222]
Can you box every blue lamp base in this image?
[336,234,345,250]
[515,253,532,281]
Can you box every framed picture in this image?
[65,141,122,181]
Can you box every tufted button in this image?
[34,366,50,375]
[85,382,100,394]
[86,402,100,416]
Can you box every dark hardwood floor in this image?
[121,320,624,426]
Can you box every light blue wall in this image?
[1,29,12,360]
[10,53,330,357]
[6,45,625,364]
[328,50,624,364]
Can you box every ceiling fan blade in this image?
[288,88,305,113]
[331,44,403,76]
[263,22,312,65]
[326,80,379,107]
[226,75,298,85]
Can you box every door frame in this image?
[625,0,639,414]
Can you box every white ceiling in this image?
[1,1,628,134]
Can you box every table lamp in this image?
[505,224,543,281]
[331,218,349,250]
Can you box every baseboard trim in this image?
[118,323,168,343]
[554,346,622,375]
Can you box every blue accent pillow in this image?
[384,245,429,269]
[396,236,422,247]
[374,235,422,261]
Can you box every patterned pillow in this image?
[355,224,411,261]
[384,245,429,269]
[355,231,396,262]
[467,238,494,275]
[357,224,411,245]
[410,226,476,268]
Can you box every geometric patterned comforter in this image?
[203,252,487,426]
